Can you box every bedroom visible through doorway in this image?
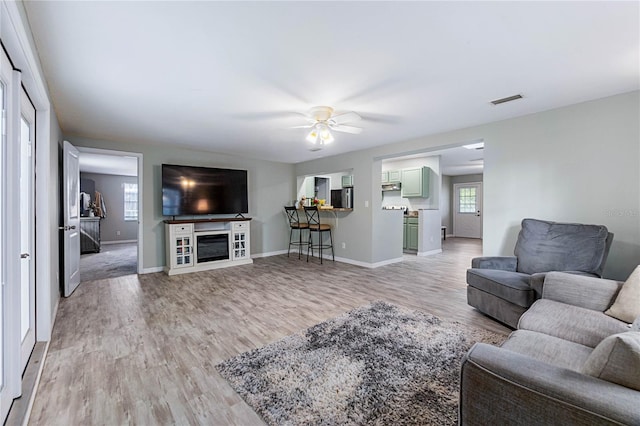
[77,148,142,283]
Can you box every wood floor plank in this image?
[29,238,508,425]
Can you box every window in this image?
[124,183,138,221]
[458,187,477,213]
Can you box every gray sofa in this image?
[460,272,640,425]
[467,218,613,328]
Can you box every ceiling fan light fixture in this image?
[317,123,334,143]
[306,128,318,144]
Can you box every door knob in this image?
[20,253,29,259]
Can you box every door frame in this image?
[453,182,483,238]
[76,147,144,274]
[1,1,57,422]
[19,87,36,371]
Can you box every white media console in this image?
[164,218,252,276]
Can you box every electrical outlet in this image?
[116,230,121,236]
[364,200,369,208]
[341,242,346,249]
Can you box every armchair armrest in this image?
[542,271,622,311]
[471,256,517,271]
[460,343,640,425]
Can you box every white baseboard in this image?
[251,249,288,258]
[417,249,442,257]
[101,239,137,245]
[140,266,164,274]
[336,256,404,268]
[253,249,403,269]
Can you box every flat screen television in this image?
[162,164,248,216]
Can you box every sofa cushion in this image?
[466,269,534,308]
[582,332,640,391]
[605,265,640,324]
[501,329,592,372]
[514,218,610,276]
[519,299,629,348]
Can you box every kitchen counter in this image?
[296,207,353,212]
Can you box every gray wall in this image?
[68,136,295,271]
[80,172,139,242]
[297,91,639,278]
[483,92,639,280]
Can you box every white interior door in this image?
[19,89,35,372]
[63,141,81,296]
[453,182,483,238]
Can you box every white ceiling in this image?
[24,2,639,165]
[386,143,485,176]
[79,152,138,176]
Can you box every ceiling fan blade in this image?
[331,111,361,124]
[288,124,315,129]
[330,124,363,134]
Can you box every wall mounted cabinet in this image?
[381,170,401,185]
[401,167,430,198]
[341,175,354,188]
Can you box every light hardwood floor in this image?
[29,238,509,425]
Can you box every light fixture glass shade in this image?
[317,123,334,144]
[306,128,318,144]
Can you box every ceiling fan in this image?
[290,106,363,147]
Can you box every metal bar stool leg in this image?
[329,229,335,261]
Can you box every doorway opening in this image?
[76,148,142,283]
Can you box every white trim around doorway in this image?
[76,147,144,274]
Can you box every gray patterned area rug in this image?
[216,301,504,425]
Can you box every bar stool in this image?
[284,206,309,259]
[304,206,334,264]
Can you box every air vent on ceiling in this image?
[490,94,523,105]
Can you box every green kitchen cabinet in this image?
[401,167,430,198]
[403,217,419,251]
[381,171,389,184]
[341,175,354,187]
[388,170,401,183]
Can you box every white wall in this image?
[68,136,295,271]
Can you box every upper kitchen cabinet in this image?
[341,175,354,188]
[381,170,401,184]
[401,167,430,198]
[388,170,401,183]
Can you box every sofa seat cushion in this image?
[466,269,535,308]
[501,329,592,372]
[582,332,640,391]
[519,299,629,348]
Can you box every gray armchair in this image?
[466,218,613,328]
